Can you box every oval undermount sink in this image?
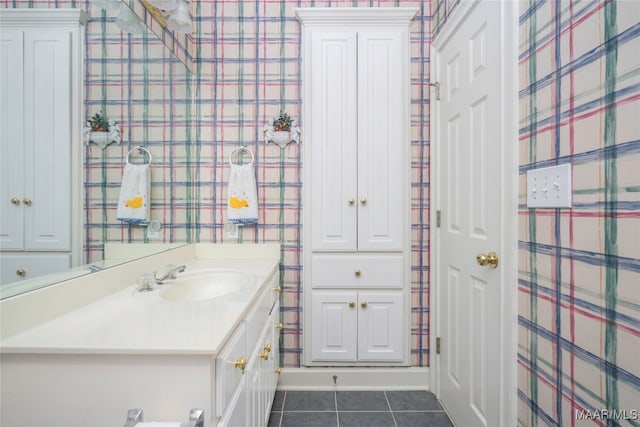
[159,269,250,302]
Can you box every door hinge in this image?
[436,337,441,354]
[436,210,441,228]
[430,81,441,100]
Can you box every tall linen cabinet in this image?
[297,8,417,366]
[0,9,87,286]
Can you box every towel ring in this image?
[229,146,254,166]
[126,146,152,165]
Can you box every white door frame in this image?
[429,1,519,425]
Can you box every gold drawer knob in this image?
[354,270,361,277]
[348,301,355,308]
[275,367,282,375]
[277,323,284,330]
[348,198,355,205]
[16,268,26,277]
[23,198,32,206]
[263,343,272,352]
[10,198,20,205]
[361,301,368,308]
[273,286,281,293]
[259,350,270,360]
[234,356,247,373]
[360,197,367,205]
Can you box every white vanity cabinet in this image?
[217,274,281,427]
[0,9,86,285]
[298,8,416,366]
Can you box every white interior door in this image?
[434,1,515,426]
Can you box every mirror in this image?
[0,3,193,299]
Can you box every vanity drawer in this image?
[216,322,247,417]
[245,283,274,348]
[311,254,404,288]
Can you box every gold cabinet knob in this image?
[277,323,284,330]
[476,252,499,269]
[360,197,367,206]
[259,350,270,360]
[23,198,32,206]
[273,286,281,293]
[263,343,272,352]
[354,270,361,277]
[361,301,368,308]
[348,198,355,205]
[234,356,247,373]
[348,301,355,308]
[275,367,282,375]
[10,198,20,205]
[16,268,26,277]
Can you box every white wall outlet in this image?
[526,164,572,208]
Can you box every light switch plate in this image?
[526,164,572,208]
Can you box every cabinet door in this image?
[311,291,357,362]
[357,291,404,362]
[357,31,406,251]
[310,30,358,252]
[0,30,24,251]
[218,376,247,427]
[0,253,70,286]
[23,30,71,251]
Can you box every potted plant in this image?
[264,111,300,148]
[84,110,121,149]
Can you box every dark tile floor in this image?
[268,390,454,427]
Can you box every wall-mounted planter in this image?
[84,122,121,149]
[264,125,301,149]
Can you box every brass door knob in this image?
[23,198,32,206]
[354,270,361,277]
[348,301,355,308]
[476,252,499,269]
[348,198,355,205]
[360,197,367,206]
[234,356,247,373]
[361,301,368,308]
[16,268,26,277]
[10,198,20,205]
[277,323,284,330]
[263,343,272,352]
[259,350,270,360]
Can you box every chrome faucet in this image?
[153,264,186,284]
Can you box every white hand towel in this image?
[116,163,151,224]
[227,163,258,224]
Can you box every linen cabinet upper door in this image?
[310,31,358,252]
[356,31,406,252]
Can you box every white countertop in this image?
[0,258,279,356]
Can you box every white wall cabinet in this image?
[299,8,417,366]
[0,9,86,285]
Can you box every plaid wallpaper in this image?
[2,0,432,367]
[517,1,640,426]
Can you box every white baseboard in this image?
[277,367,430,391]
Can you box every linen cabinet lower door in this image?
[311,291,357,362]
[357,291,404,362]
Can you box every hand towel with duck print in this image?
[227,162,258,224]
[116,163,151,224]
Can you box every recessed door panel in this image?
[357,291,403,361]
[357,31,405,251]
[310,31,358,252]
[311,291,357,362]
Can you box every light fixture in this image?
[166,1,192,34]
[115,2,145,34]
[91,0,120,11]
[147,0,180,11]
